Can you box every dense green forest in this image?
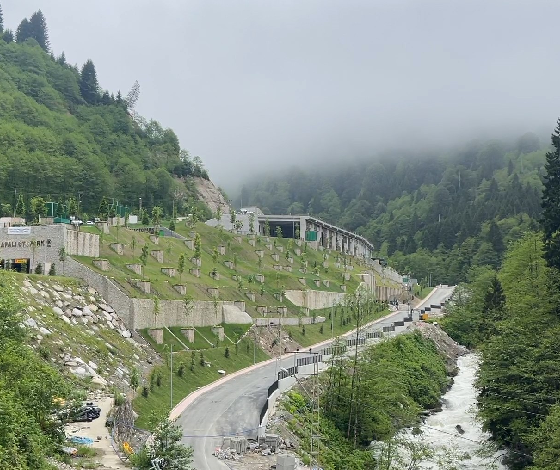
[439,122,560,469]
[0,5,210,220]
[442,234,560,469]
[238,134,545,284]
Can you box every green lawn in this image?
[72,221,384,320]
[133,337,269,428]
[283,305,390,347]
[139,323,253,353]
[413,286,433,301]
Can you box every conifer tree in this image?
[16,18,32,43]
[0,3,4,33]
[2,29,13,43]
[29,10,49,52]
[57,51,66,66]
[80,60,99,104]
[487,220,504,259]
[541,119,560,270]
[15,194,25,217]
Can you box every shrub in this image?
[48,263,56,275]
[141,386,149,398]
[34,263,43,274]
[224,347,230,358]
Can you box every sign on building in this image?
[7,227,31,235]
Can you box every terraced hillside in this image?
[74,221,389,319]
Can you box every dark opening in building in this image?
[0,258,30,273]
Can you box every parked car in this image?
[86,220,95,225]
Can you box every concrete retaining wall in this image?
[255,316,326,326]
[65,229,99,257]
[284,289,346,310]
[65,257,253,330]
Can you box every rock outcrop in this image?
[193,176,229,215]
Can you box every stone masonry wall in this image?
[64,257,134,327]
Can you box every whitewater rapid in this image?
[417,353,507,469]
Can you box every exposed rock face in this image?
[19,277,161,392]
[193,176,229,214]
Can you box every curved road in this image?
[177,287,454,470]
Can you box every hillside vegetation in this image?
[239,135,544,285]
[79,221,370,310]
[0,5,209,220]
[439,123,560,469]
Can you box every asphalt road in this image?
[178,287,454,470]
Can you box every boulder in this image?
[24,318,38,329]
[91,375,108,386]
[71,308,83,317]
[39,327,51,335]
[82,306,93,316]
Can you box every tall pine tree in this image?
[1,29,12,43]
[16,18,32,43]
[80,60,99,104]
[541,118,560,270]
[29,10,50,52]
[0,3,4,33]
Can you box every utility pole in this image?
[170,344,173,409]
[253,326,256,365]
[310,353,321,469]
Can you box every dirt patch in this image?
[256,325,303,356]
[63,395,129,469]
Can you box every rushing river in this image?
[415,353,507,469]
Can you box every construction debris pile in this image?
[214,435,299,462]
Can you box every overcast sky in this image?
[3,1,560,190]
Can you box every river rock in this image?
[120,330,132,338]
[39,327,51,335]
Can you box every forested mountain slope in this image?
[0,6,209,219]
[239,135,545,284]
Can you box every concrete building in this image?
[206,208,374,261]
[0,225,99,274]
